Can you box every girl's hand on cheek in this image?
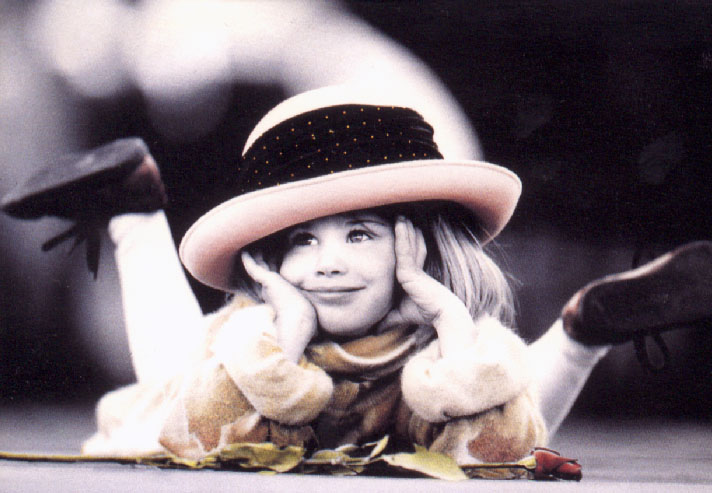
[241,251,317,363]
[381,217,477,354]
[392,217,459,323]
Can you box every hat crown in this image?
[243,85,445,152]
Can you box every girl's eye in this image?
[348,229,373,243]
[289,232,316,246]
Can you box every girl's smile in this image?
[279,212,396,337]
[303,287,364,302]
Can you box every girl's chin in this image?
[314,302,393,339]
[316,312,385,339]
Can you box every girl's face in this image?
[279,212,396,338]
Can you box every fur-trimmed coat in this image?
[83,297,547,465]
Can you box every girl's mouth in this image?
[303,287,363,303]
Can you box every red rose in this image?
[533,447,582,481]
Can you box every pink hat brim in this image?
[179,159,521,292]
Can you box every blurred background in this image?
[1,0,711,425]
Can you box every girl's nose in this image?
[315,242,347,276]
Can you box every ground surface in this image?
[1,404,711,492]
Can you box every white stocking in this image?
[528,319,610,436]
[109,211,206,384]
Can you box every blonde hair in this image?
[420,205,514,327]
[231,201,515,328]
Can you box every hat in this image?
[179,85,521,291]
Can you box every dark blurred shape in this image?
[2,137,167,278]
[1,138,151,220]
[352,1,712,247]
[636,132,685,186]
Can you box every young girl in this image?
[71,86,546,464]
[7,85,707,465]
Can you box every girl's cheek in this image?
[278,252,304,283]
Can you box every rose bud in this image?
[533,447,582,481]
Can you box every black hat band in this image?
[237,104,443,194]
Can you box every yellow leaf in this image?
[217,442,305,473]
[367,435,390,459]
[334,444,359,454]
[464,466,529,480]
[382,445,467,481]
[306,436,389,468]
[516,454,537,470]
[308,449,354,465]
[166,456,203,469]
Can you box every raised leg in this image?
[531,240,712,436]
[109,212,205,384]
[528,320,609,436]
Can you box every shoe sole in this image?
[570,241,712,344]
[1,137,149,219]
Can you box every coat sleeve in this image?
[397,387,547,465]
[401,316,532,422]
[398,316,547,464]
[157,303,333,459]
[207,304,334,426]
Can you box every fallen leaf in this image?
[382,445,467,481]
[217,442,304,472]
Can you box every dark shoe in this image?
[1,137,167,276]
[2,137,166,219]
[563,241,712,369]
